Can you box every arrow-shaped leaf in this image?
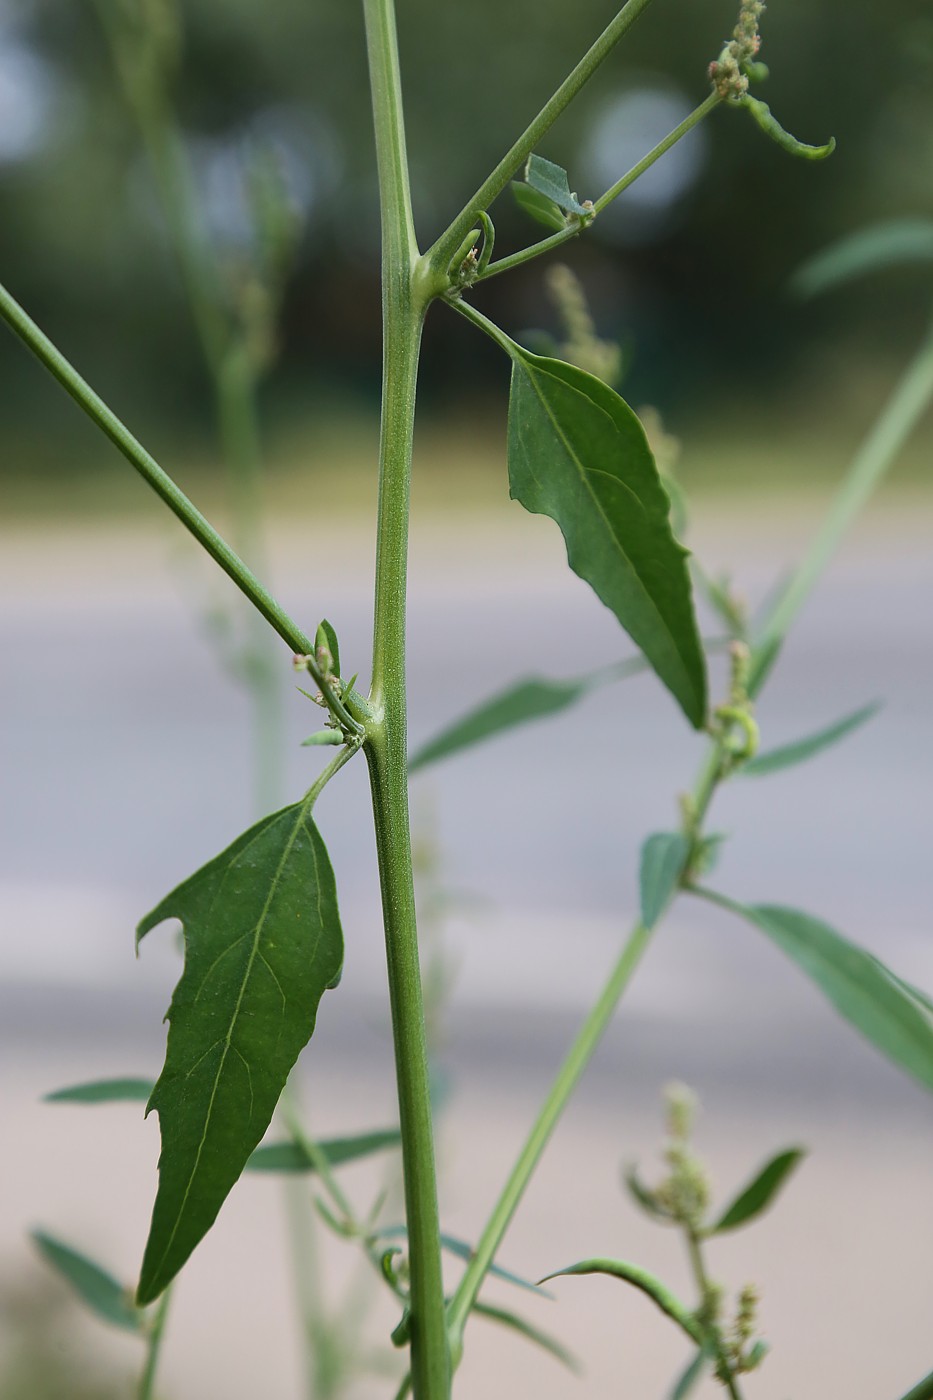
[742,702,880,777]
[507,349,707,726]
[708,1147,805,1235]
[246,1128,401,1174]
[703,893,933,1093]
[135,797,344,1304]
[32,1231,143,1333]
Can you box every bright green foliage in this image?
[507,349,707,727]
[639,833,691,929]
[742,702,879,777]
[708,1148,805,1235]
[792,220,933,300]
[245,1128,401,1173]
[510,181,566,231]
[45,1078,155,1104]
[31,1231,143,1334]
[409,658,645,771]
[539,1258,702,1344]
[522,154,589,216]
[725,901,933,1092]
[135,798,344,1304]
[472,1302,579,1372]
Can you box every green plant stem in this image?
[899,1369,933,1400]
[0,279,367,736]
[478,92,721,282]
[750,329,933,694]
[446,921,653,1346]
[424,0,659,275]
[138,1287,172,1400]
[684,1231,744,1400]
[592,92,720,213]
[363,1,448,1396]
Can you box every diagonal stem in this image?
[424,0,660,275]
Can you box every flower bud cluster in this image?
[709,0,766,101]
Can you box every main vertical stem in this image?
[362,1,449,1395]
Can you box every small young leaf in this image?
[669,1342,715,1400]
[511,181,566,232]
[539,1258,702,1344]
[409,658,646,772]
[45,1077,155,1105]
[523,154,589,216]
[741,96,835,160]
[708,1148,805,1235]
[31,1231,142,1334]
[302,730,344,747]
[792,220,933,300]
[709,895,933,1092]
[473,1301,580,1373]
[245,1128,401,1174]
[508,349,707,726]
[135,797,344,1304]
[742,702,880,777]
[315,618,341,676]
[640,832,690,929]
[623,1164,671,1222]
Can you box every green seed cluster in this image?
[709,0,766,101]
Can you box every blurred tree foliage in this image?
[1,0,931,466]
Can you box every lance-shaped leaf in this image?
[507,349,707,726]
[539,1259,702,1344]
[706,895,933,1093]
[708,1147,805,1235]
[523,154,589,217]
[792,220,933,300]
[640,832,691,929]
[45,1077,155,1105]
[135,799,344,1304]
[741,702,880,777]
[409,657,647,772]
[246,1127,401,1174]
[473,1301,579,1373]
[32,1231,143,1334]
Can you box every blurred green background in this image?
[1,0,932,512]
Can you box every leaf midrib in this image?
[147,797,314,1284]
